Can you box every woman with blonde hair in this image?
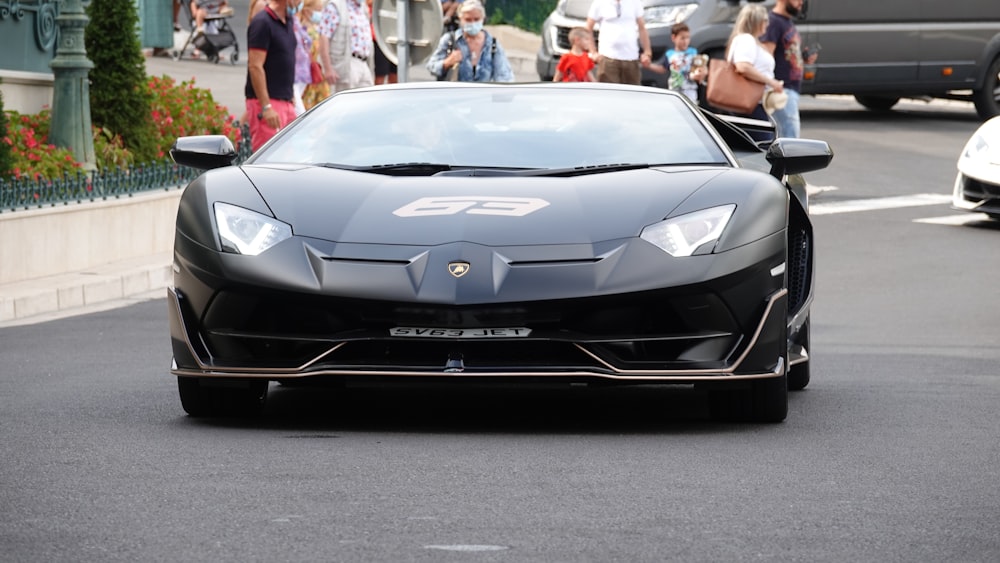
[726,4,784,128]
[299,0,331,110]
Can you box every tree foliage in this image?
[85,0,158,162]
[486,0,558,33]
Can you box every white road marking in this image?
[809,193,951,215]
[424,545,510,552]
[806,184,839,196]
[914,213,991,225]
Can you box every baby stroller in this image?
[172,0,240,64]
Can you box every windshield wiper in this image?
[320,162,455,175]
[513,163,652,177]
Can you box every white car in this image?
[953,116,1000,220]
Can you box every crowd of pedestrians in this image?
[233,0,814,150]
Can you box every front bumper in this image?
[170,233,791,383]
[953,169,1000,216]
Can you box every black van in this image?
[536,0,1000,119]
[797,1,1000,119]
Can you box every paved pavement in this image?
[0,27,540,327]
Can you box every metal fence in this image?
[486,0,558,33]
[0,126,253,214]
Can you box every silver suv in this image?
[537,0,1000,119]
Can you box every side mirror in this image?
[766,138,833,178]
[170,135,237,170]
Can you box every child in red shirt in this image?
[554,27,596,82]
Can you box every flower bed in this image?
[2,75,241,181]
[1,76,246,212]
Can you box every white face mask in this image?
[462,20,483,36]
[310,10,322,23]
[287,0,303,16]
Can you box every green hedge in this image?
[486,0,558,34]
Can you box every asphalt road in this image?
[2,101,999,561]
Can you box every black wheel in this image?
[855,95,900,112]
[230,50,239,65]
[708,374,788,423]
[788,318,811,391]
[973,55,1000,120]
[178,377,268,417]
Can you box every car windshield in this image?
[252,86,730,170]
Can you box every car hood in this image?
[243,166,727,246]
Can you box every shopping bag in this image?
[705,58,765,115]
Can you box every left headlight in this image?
[214,202,292,256]
[640,205,736,257]
[644,3,698,25]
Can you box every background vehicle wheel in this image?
[230,50,239,65]
[855,95,900,112]
[973,55,1000,120]
[177,377,268,417]
[708,374,788,423]
[788,318,811,391]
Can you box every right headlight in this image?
[644,3,699,26]
[214,202,292,256]
[640,205,736,257]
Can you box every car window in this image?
[255,87,730,169]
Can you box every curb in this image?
[0,254,171,326]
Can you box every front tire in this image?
[178,377,268,417]
[973,55,1000,120]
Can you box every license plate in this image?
[389,327,532,338]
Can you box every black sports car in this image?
[169,82,832,422]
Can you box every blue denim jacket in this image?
[426,30,515,83]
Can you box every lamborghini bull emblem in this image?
[448,261,471,278]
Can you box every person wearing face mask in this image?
[246,0,298,151]
[318,0,374,92]
[426,1,513,82]
[301,0,332,108]
[292,0,330,114]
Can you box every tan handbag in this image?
[705,58,765,115]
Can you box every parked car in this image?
[538,0,1000,119]
[953,116,1000,219]
[169,82,832,422]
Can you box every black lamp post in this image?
[49,0,97,172]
